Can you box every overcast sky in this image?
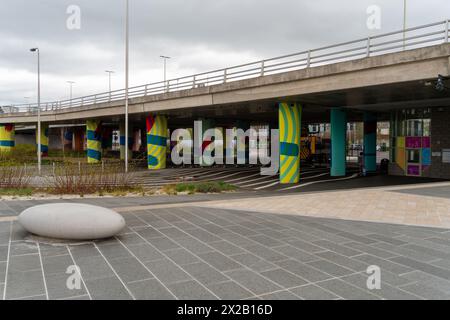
[0,0,448,105]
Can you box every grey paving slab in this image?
[127,278,175,300]
[8,254,41,273]
[176,236,216,254]
[317,279,380,300]
[271,245,318,263]
[146,236,181,252]
[229,253,277,272]
[314,251,369,272]
[207,241,246,256]
[306,259,355,277]
[224,269,282,296]
[181,262,229,285]
[164,248,201,266]
[125,243,165,262]
[340,272,421,300]
[401,270,450,293]
[289,284,340,300]
[168,280,217,300]
[399,282,450,300]
[311,239,361,257]
[85,276,133,300]
[73,255,115,281]
[345,241,398,259]
[365,233,408,246]
[0,245,8,262]
[206,281,254,300]
[9,241,38,256]
[69,244,101,259]
[241,244,288,262]
[3,201,450,300]
[45,272,87,300]
[259,290,300,300]
[96,243,133,260]
[42,254,74,276]
[108,257,153,283]
[275,259,332,283]
[115,233,147,246]
[5,270,46,300]
[353,254,413,275]
[198,251,243,272]
[144,258,192,285]
[390,256,450,280]
[259,268,308,288]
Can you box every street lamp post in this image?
[105,70,114,101]
[124,0,129,173]
[67,81,75,106]
[30,48,41,175]
[160,55,171,92]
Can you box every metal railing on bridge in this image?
[2,19,449,115]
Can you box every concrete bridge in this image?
[1,20,450,182]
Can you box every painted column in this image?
[119,122,133,160]
[0,124,15,154]
[86,120,102,164]
[279,102,302,184]
[36,123,49,157]
[146,115,168,170]
[330,108,347,176]
[363,112,377,172]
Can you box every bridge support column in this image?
[36,123,49,157]
[146,115,168,170]
[86,120,102,164]
[0,124,15,154]
[119,122,132,161]
[363,112,377,173]
[331,108,347,177]
[279,102,302,184]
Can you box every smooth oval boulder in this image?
[18,203,126,240]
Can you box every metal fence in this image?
[3,19,449,114]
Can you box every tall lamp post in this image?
[105,70,115,101]
[160,55,171,91]
[30,48,41,175]
[124,0,129,173]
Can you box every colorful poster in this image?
[396,148,406,171]
[422,137,431,148]
[406,137,421,148]
[407,165,420,176]
[422,148,431,166]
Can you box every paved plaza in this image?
[1,189,450,300]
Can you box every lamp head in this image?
[30,48,38,52]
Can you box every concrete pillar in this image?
[146,115,168,169]
[0,124,15,154]
[119,122,132,160]
[86,120,102,164]
[36,123,49,157]
[330,108,347,177]
[279,102,302,184]
[363,112,377,172]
